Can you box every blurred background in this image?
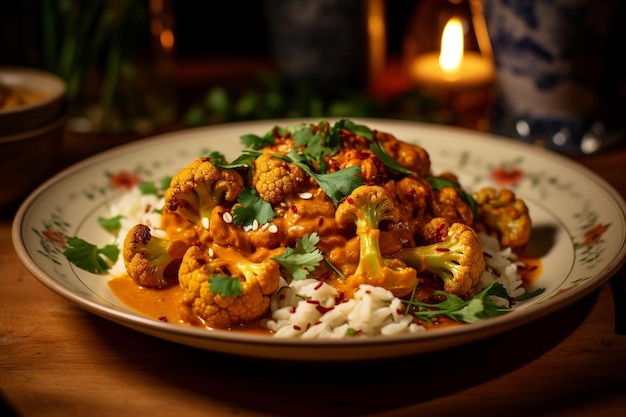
[1,0,625,151]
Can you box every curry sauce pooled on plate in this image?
[103,119,541,337]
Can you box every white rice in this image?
[106,188,526,338]
[264,278,426,338]
[479,233,526,301]
[108,187,165,277]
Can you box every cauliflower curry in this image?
[118,120,534,331]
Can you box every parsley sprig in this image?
[63,236,120,274]
[406,282,512,323]
[209,275,244,297]
[232,187,276,228]
[281,150,363,205]
[272,233,324,280]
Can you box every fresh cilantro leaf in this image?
[272,233,324,280]
[209,275,243,297]
[232,187,276,228]
[292,121,342,173]
[240,131,275,150]
[62,236,120,274]
[336,119,373,140]
[515,287,546,301]
[281,150,363,205]
[312,166,363,205]
[369,141,414,176]
[213,152,257,170]
[98,215,123,235]
[408,282,511,323]
[427,177,478,218]
[202,151,227,164]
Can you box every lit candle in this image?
[410,18,494,92]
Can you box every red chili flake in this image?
[293,325,302,331]
[314,320,322,325]
[436,247,450,252]
[306,299,320,305]
[318,271,330,281]
[158,316,168,322]
[433,222,448,243]
[396,308,403,315]
[355,152,369,160]
[289,306,297,313]
[335,292,346,304]
[314,281,324,290]
[347,197,355,205]
[371,157,387,175]
[316,305,334,314]
[290,205,298,213]
[318,217,324,226]
[366,289,371,294]
[145,204,152,213]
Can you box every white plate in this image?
[12,119,626,361]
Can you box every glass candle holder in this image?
[402,0,495,130]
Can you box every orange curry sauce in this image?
[108,255,542,334]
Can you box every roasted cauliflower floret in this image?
[252,153,307,204]
[335,185,418,297]
[179,245,281,329]
[376,131,431,178]
[431,186,474,226]
[395,222,486,296]
[123,224,189,288]
[473,187,532,249]
[164,157,244,230]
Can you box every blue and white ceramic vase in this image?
[483,0,624,154]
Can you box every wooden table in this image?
[2,124,626,416]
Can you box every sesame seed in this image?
[202,217,210,229]
[298,192,313,199]
[222,212,232,224]
[252,219,259,231]
[268,224,278,233]
[208,247,214,258]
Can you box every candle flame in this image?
[439,18,463,73]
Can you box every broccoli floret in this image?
[122,224,189,288]
[164,157,244,230]
[395,222,486,296]
[335,185,418,297]
[473,187,531,249]
[178,245,282,329]
[252,153,307,203]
